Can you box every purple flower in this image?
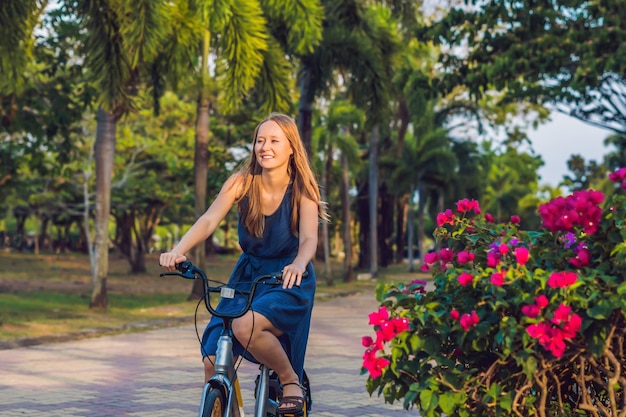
[563,232,576,249]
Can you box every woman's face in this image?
[255,120,293,172]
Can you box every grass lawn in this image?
[0,251,426,346]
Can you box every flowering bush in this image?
[363,173,626,417]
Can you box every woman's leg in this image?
[203,355,216,383]
[232,311,303,409]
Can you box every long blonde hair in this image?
[232,113,329,237]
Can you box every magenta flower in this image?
[457,272,474,286]
[535,295,549,309]
[510,215,521,224]
[608,167,626,183]
[547,271,577,288]
[485,212,495,223]
[569,248,590,268]
[552,304,573,325]
[362,336,374,347]
[487,252,501,268]
[450,309,460,320]
[368,307,389,325]
[436,209,456,226]
[460,310,479,331]
[490,271,505,286]
[521,304,541,318]
[362,349,390,379]
[514,247,529,265]
[457,251,475,264]
[498,243,509,255]
[456,198,481,214]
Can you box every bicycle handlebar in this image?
[159,260,307,320]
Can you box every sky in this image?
[526,112,612,187]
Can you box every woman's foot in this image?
[279,381,306,413]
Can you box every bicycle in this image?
[160,261,310,417]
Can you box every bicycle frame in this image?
[161,262,297,417]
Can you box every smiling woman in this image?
[159,112,329,414]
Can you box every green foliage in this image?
[363,182,626,416]
[423,0,626,133]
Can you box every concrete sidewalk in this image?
[0,293,417,417]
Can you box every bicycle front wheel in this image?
[199,386,226,417]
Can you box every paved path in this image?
[0,293,417,417]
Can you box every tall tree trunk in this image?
[356,180,370,269]
[395,195,407,263]
[395,100,409,263]
[297,65,314,157]
[340,152,354,282]
[190,31,211,300]
[320,145,332,285]
[91,106,117,310]
[368,125,380,277]
[379,184,394,267]
[407,184,416,272]
[417,180,427,265]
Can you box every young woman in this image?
[159,113,329,415]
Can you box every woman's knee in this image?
[232,311,280,342]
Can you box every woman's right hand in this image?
[159,251,187,271]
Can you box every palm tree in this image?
[155,0,323,297]
[313,99,363,283]
[382,105,456,271]
[74,0,172,309]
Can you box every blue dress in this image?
[200,185,316,381]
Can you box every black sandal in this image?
[278,382,306,416]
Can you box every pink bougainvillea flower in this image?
[538,190,604,234]
[436,209,456,226]
[535,295,549,309]
[485,212,495,223]
[552,304,573,325]
[450,309,460,320]
[423,252,439,265]
[409,279,428,287]
[460,310,480,331]
[456,198,481,214]
[521,304,541,318]
[487,252,501,268]
[510,215,521,224]
[498,243,509,255]
[490,271,505,286]
[569,247,590,268]
[609,167,626,183]
[562,313,582,338]
[362,349,390,379]
[368,307,389,325]
[457,251,476,264]
[514,247,529,265]
[439,248,455,264]
[377,323,396,342]
[457,272,474,286]
[547,271,577,288]
[546,330,567,357]
[361,336,374,348]
[391,317,410,334]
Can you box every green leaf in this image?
[439,391,457,414]
[587,299,615,319]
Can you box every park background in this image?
[1,0,625,346]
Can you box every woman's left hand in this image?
[281,263,306,289]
